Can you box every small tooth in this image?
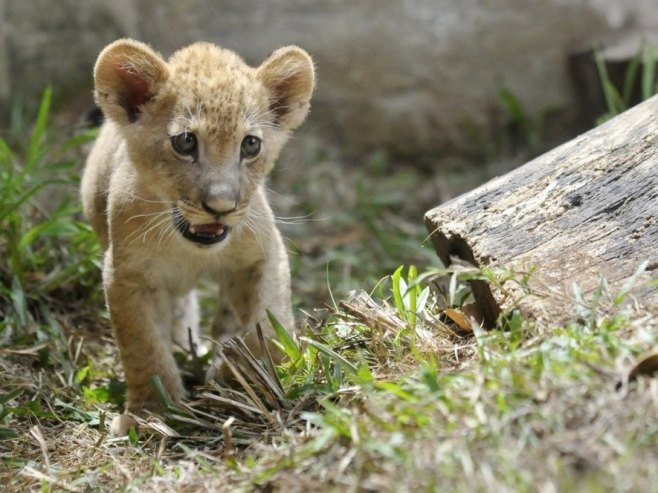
[189,226,197,234]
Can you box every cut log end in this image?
[424,219,502,328]
[425,95,658,327]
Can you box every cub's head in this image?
[94,39,314,247]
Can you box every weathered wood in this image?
[425,95,658,327]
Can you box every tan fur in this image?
[80,39,314,435]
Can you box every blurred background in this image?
[1,0,657,306]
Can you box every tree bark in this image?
[425,95,658,327]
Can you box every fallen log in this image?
[425,95,658,327]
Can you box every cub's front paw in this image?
[110,390,189,437]
[110,413,138,436]
[126,371,186,406]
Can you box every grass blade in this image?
[614,260,649,305]
[642,45,656,101]
[0,389,23,405]
[622,55,640,106]
[391,265,407,323]
[408,265,418,329]
[0,138,15,164]
[266,309,301,362]
[595,51,624,116]
[151,375,174,409]
[25,87,52,173]
[0,184,44,223]
[61,127,99,153]
[0,428,19,440]
[10,277,28,327]
[299,337,358,375]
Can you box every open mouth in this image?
[173,211,229,245]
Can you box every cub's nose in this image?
[202,197,237,216]
[202,183,238,216]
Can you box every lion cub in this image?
[81,39,314,435]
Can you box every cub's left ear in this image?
[257,46,315,131]
[94,39,170,125]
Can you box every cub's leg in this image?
[104,253,185,435]
[207,252,295,383]
[205,293,245,383]
[229,261,295,362]
[170,290,201,354]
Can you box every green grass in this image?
[596,43,658,124]
[219,273,657,492]
[0,90,110,451]
[1,89,101,339]
[1,92,657,492]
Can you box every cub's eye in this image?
[171,132,198,157]
[240,135,261,160]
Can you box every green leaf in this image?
[267,309,301,362]
[128,425,139,445]
[0,183,44,224]
[0,138,15,164]
[82,386,111,404]
[499,87,527,125]
[614,260,649,305]
[0,388,23,405]
[18,218,81,250]
[52,398,100,424]
[61,127,99,153]
[408,265,418,329]
[642,44,656,101]
[416,286,431,314]
[420,366,440,393]
[151,375,174,409]
[0,427,19,440]
[10,277,28,327]
[75,364,92,384]
[622,54,641,106]
[595,52,625,116]
[356,361,374,384]
[391,265,406,323]
[26,87,52,173]
[299,337,358,375]
[375,381,415,401]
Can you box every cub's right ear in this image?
[94,39,169,125]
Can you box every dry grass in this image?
[3,277,658,491]
[0,288,474,492]
[2,94,658,492]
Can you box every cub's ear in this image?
[257,46,315,131]
[93,39,169,125]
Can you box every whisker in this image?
[274,214,327,225]
[124,215,162,244]
[157,218,179,249]
[247,207,324,226]
[140,216,172,245]
[125,210,173,222]
[243,210,274,254]
[124,192,173,206]
[125,213,173,247]
[242,218,266,256]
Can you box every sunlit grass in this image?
[1,92,657,492]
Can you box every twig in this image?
[223,416,236,463]
[29,425,50,469]
[219,349,276,425]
